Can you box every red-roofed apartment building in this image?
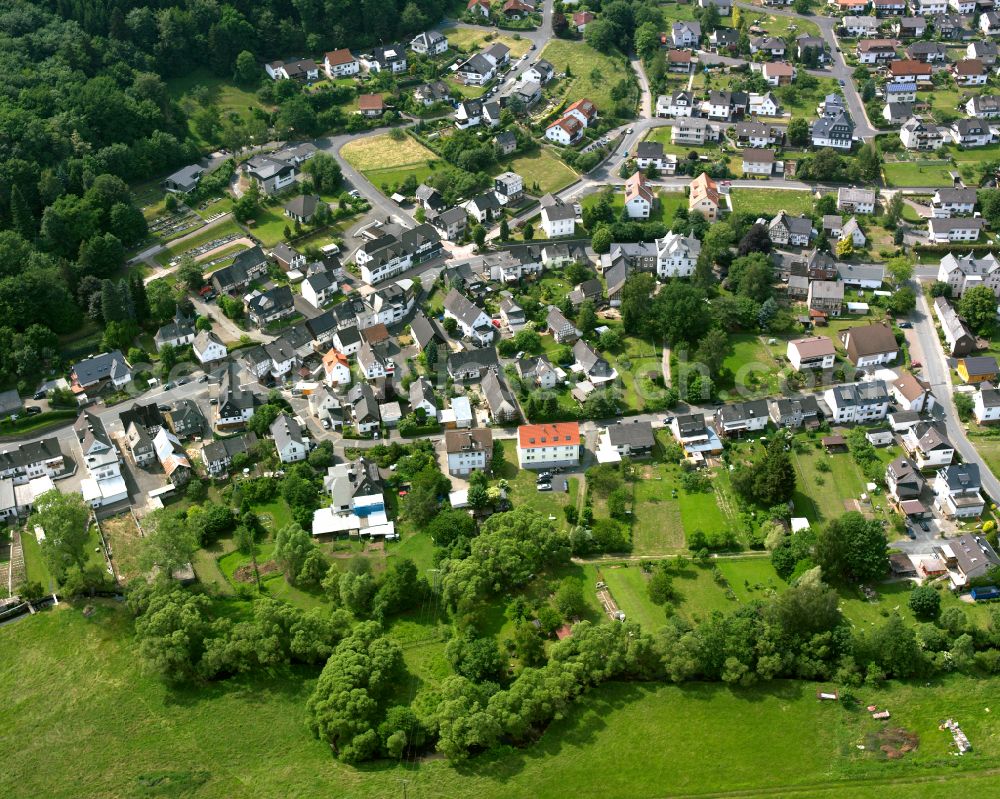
[545,114,584,145]
[517,422,581,469]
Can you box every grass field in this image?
[539,40,637,114]
[444,27,532,58]
[166,69,273,149]
[506,149,578,194]
[341,134,438,173]
[730,187,822,217]
[581,188,686,227]
[8,594,1000,797]
[631,465,685,554]
[790,445,873,523]
[883,161,955,188]
[19,527,52,591]
[598,564,664,629]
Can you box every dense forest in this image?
[0,0,451,390]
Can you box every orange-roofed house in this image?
[829,0,869,10]
[624,171,655,219]
[322,349,352,387]
[545,114,584,145]
[358,93,385,117]
[324,48,359,77]
[573,10,595,30]
[689,172,721,221]
[888,59,932,83]
[565,98,598,127]
[517,422,581,469]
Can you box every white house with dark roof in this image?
[444,288,493,345]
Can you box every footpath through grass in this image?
[6,604,1000,799]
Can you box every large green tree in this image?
[814,511,888,584]
[30,490,91,583]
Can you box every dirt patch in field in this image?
[233,560,279,583]
[867,727,919,760]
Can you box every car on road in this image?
[198,375,208,382]
[838,79,844,86]
[919,520,930,532]
[164,382,175,390]
[899,321,912,329]
[626,128,633,134]
[537,482,552,491]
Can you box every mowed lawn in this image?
[7,606,1000,798]
[730,187,822,217]
[883,160,954,188]
[539,40,636,113]
[341,133,438,173]
[581,189,685,227]
[598,564,665,630]
[507,149,578,194]
[790,445,869,523]
[631,464,685,554]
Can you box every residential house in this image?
[71,350,132,394]
[545,114,584,145]
[357,340,391,381]
[734,121,783,148]
[840,217,866,247]
[894,17,927,37]
[797,34,828,61]
[547,306,580,343]
[704,90,748,121]
[951,117,995,147]
[982,11,1000,35]
[954,58,988,85]
[927,217,985,243]
[787,336,836,370]
[808,280,845,316]
[324,48,359,77]
[900,116,946,150]
[515,355,559,389]
[447,348,499,382]
[265,58,320,81]
[410,30,448,55]
[523,59,555,84]
[567,279,603,308]
[957,355,999,384]
[444,288,494,346]
[272,243,306,273]
[270,413,308,463]
[603,420,655,458]
[672,20,702,47]
[689,172,722,221]
[301,272,336,310]
[769,211,813,246]
[710,27,740,51]
[152,427,191,486]
[749,91,781,116]
[656,90,697,117]
[356,224,442,284]
[769,395,821,429]
[245,285,294,329]
[933,296,977,356]
[670,413,723,456]
[762,61,796,86]
[494,130,517,156]
[482,369,519,424]
[672,117,722,144]
[516,422,580,469]
[931,187,977,219]
[444,429,493,475]
[216,363,256,429]
[124,422,156,467]
[332,325,362,356]
[494,172,524,206]
[938,533,1000,588]
[968,41,998,65]
[165,399,204,439]
[811,112,855,149]
[624,171,655,219]
[903,422,954,469]
[974,381,1000,423]
[163,164,203,193]
[455,99,484,129]
[843,15,880,36]
[892,371,934,412]
[818,94,847,118]
[347,382,380,433]
[655,231,701,278]
[715,399,771,437]
[841,322,899,366]
[823,380,891,423]
[211,246,268,294]
[409,377,438,420]
[885,82,917,105]
[365,44,407,73]
[573,10,595,30]
[540,195,578,238]
[321,348,352,388]
[742,148,781,177]
[857,39,900,64]
[936,252,1000,297]
[886,456,925,500]
[573,339,614,383]
[934,465,985,518]
[413,81,451,106]
[838,187,876,214]
[465,192,501,225]
[202,433,258,476]
[242,154,297,195]
[154,320,195,351]
[906,41,947,62]
[667,49,694,73]
[751,36,787,58]
[634,141,677,172]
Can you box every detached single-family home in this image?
[787,337,836,370]
[903,422,954,469]
[715,399,771,437]
[672,20,702,47]
[603,420,655,458]
[808,280,845,316]
[540,195,578,238]
[193,331,227,365]
[811,112,855,150]
[444,288,494,346]
[547,306,581,343]
[324,48,359,77]
[934,465,985,519]
[769,395,821,429]
[741,148,781,177]
[271,413,309,463]
[689,172,721,221]
[769,211,813,247]
[838,187,876,214]
[841,322,899,366]
[934,296,977,356]
[245,285,294,329]
[445,428,493,476]
[957,356,1000,384]
[932,187,977,217]
[623,171,655,219]
[886,456,924,501]
[892,371,934,412]
[655,231,700,278]
[954,58,988,86]
[410,30,448,55]
[974,381,1000,423]
[928,217,985,243]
